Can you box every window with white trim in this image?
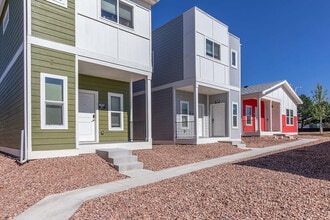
[246,105,252,126]
[231,49,238,68]
[180,101,189,128]
[108,92,124,130]
[232,103,238,128]
[206,39,220,60]
[286,109,294,126]
[47,0,67,8]
[101,0,134,28]
[40,73,68,129]
[2,5,9,34]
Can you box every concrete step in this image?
[115,161,144,172]
[109,155,138,164]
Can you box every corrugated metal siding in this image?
[79,74,130,142]
[152,88,173,141]
[31,45,76,151]
[152,15,184,88]
[31,0,75,46]
[0,0,23,75]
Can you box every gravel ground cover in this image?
[72,138,330,219]
[0,154,126,220]
[242,135,296,148]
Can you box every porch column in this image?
[129,81,133,142]
[269,100,273,132]
[145,77,152,142]
[194,83,199,142]
[206,95,210,137]
[258,97,262,134]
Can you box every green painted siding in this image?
[31,0,75,46]
[0,0,24,150]
[31,45,76,151]
[79,74,130,142]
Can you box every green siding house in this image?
[0,0,158,160]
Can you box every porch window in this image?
[101,0,134,28]
[231,49,238,68]
[286,109,294,125]
[40,73,68,129]
[108,92,124,130]
[206,39,221,60]
[2,5,9,34]
[246,105,252,126]
[180,101,189,128]
[232,103,238,128]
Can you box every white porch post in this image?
[173,88,176,142]
[258,97,262,135]
[206,95,210,137]
[145,77,152,142]
[129,81,133,142]
[194,83,199,142]
[269,100,273,132]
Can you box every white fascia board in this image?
[142,0,159,6]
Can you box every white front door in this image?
[211,103,225,137]
[78,90,97,142]
[198,104,205,137]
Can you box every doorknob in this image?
[92,114,95,122]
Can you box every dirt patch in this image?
[242,136,296,148]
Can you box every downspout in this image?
[20,0,28,164]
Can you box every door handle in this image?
[91,114,95,122]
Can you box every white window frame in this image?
[246,105,252,126]
[2,5,9,34]
[40,73,68,130]
[206,39,221,60]
[108,92,124,131]
[231,49,238,68]
[232,102,238,128]
[286,109,294,126]
[180,101,189,129]
[47,0,68,8]
[100,0,134,29]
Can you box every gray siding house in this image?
[151,7,242,144]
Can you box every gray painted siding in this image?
[229,34,241,88]
[152,88,173,141]
[133,79,145,93]
[209,93,229,137]
[230,89,241,139]
[152,15,184,88]
[133,94,146,140]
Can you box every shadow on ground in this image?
[236,141,330,181]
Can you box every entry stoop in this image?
[96,148,144,172]
[230,141,247,149]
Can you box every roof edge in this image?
[142,0,159,6]
[263,80,303,104]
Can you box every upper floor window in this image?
[2,5,9,34]
[286,109,294,126]
[101,0,133,28]
[231,49,238,68]
[206,39,220,60]
[47,0,68,8]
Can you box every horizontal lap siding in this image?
[31,0,75,46]
[31,45,76,151]
[79,74,130,142]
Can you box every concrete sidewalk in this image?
[14,139,316,220]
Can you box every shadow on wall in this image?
[235,142,330,181]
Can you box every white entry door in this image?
[198,104,205,137]
[78,90,97,142]
[211,103,225,137]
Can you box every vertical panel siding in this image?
[79,74,130,142]
[31,45,76,151]
[133,94,146,140]
[229,35,241,88]
[152,15,184,88]
[31,0,75,46]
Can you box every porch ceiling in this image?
[177,85,227,95]
[79,60,146,83]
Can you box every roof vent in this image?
[244,86,249,88]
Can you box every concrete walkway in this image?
[14,139,316,220]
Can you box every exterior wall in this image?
[152,88,173,141]
[229,34,240,88]
[183,8,195,80]
[76,0,152,68]
[133,94,145,140]
[152,15,184,88]
[176,90,195,139]
[282,115,298,133]
[79,74,130,142]
[31,45,76,151]
[31,0,75,46]
[0,0,24,151]
[230,90,241,139]
[242,99,257,133]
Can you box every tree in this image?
[298,94,313,128]
[311,83,329,134]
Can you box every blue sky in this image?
[151,0,330,97]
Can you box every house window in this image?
[286,109,294,126]
[246,105,252,126]
[101,0,134,28]
[47,0,68,8]
[40,73,68,129]
[231,49,238,68]
[232,103,238,128]
[180,101,189,128]
[206,39,220,60]
[2,5,9,34]
[108,92,124,130]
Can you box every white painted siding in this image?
[264,87,297,115]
